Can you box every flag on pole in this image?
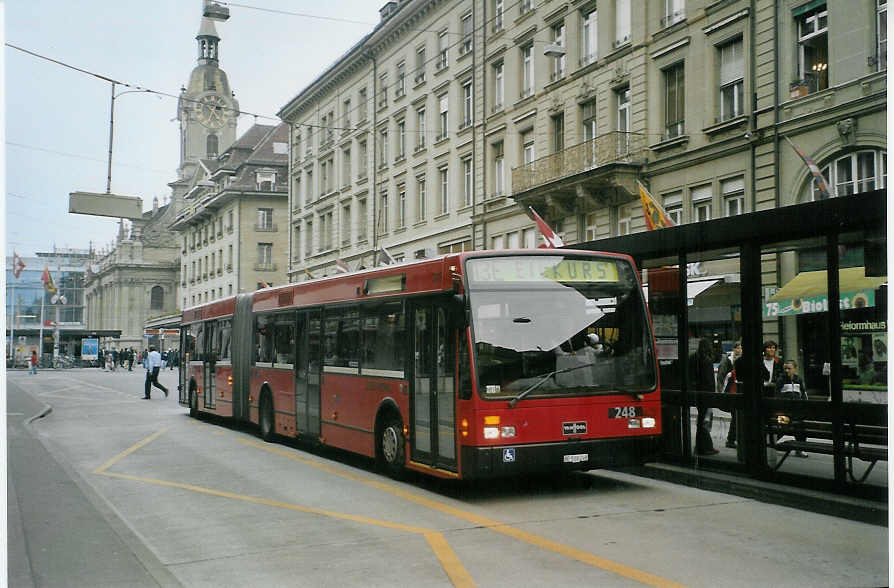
[41,266,57,295]
[637,181,675,231]
[377,245,396,266]
[334,258,349,274]
[527,207,564,248]
[12,251,25,278]
[303,269,315,280]
[784,136,832,199]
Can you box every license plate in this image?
[609,406,643,418]
[563,453,589,463]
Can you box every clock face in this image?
[196,94,229,129]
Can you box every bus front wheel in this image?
[259,392,274,442]
[379,416,406,477]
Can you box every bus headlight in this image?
[642,417,656,428]
[483,426,500,439]
[500,426,516,438]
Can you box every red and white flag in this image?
[528,207,564,248]
[334,258,349,273]
[41,266,57,295]
[785,136,832,199]
[12,251,25,278]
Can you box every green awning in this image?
[792,0,825,17]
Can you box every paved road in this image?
[7,368,889,587]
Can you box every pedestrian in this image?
[169,349,176,370]
[111,348,118,372]
[127,348,134,371]
[143,345,169,399]
[760,340,784,396]
[29,350,38,375]
[691,336,718,455]
[776,359,808,458]
[717,340,742,449]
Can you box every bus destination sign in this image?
[468,257,619,284]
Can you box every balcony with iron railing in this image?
[510,131,646,195]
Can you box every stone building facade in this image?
[278,0,885,280]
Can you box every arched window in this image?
[150,286,164,311]
[803,148,886,201]
[207,134,219,157]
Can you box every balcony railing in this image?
[510,132,646,194]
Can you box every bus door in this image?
[203,320,218,409]
[411,301,456,470]
[296,310,322,437]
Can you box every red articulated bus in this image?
[178,249,660,479]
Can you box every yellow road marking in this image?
[93,428,168,474]
[94,430,475,587]
[239,438,684,588]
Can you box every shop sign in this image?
[763,289,876,318]
[841,320,887,333]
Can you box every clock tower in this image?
[176,12,239,180]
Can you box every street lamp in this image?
[106,83,157,194]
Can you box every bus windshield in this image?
[466,255,656,399]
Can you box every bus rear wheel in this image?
[379,416,406,477]
[259,392,274,442]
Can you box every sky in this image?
[5,0,383,258]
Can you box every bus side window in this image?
[274,313,295,366]
[183,325,195,360]
[207,321,219,360]
[194,323,205,362]
[219,319,232,361]
[361,301,405,374]
[255,315,274,365]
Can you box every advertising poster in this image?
[81,338,99,360]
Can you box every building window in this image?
[460,12,473,55]
[416,108,426,150]
[552,113,564,153]
[379,190,389,233]
[358,141,367,179]
[438,94,449,141]
[439,166,449,214]
[584,212,598,241]
[395,62,406,98]
[378,73,388,108]
[257,208,273,230]
[150,285,164,311]
[810,150,887,199]
[342,147,351,188]
[323,157,334,193]
[228,244,233,265]
[207,134,219,157]
[719,38,744,121]
[664,192,683,225]
[521,43,534,98]
[358,87,368,122]
[523,227,536,248]
[522,130,535,165]
[878,0,887,70]
[493,0,504,32]
[356,199,367,242]
[491,234,505,250]
[551,21,566,81]
[616,86,630,154]
[797,4,828,93]
[305,170,314,202]
[257,243,273,268]
[321,210,333,251]
[520,0,533,15]
[437,30,449,70]
[461,80,473,128]
[664,62,685,138]
[416,175,426,221]
[581,8,597,65]
[722,176,745,216]
[663,0,685,27]
[493,61,504,111]
[615,0,631,46]
[617,206,631,236]
[305,220,313,255]
[379,128,388,167]
[343,98,351,129]
[415,46,426,84]
[396,119,406,160]
[691,184,712,222]
[462,156,473,207]
[581,99,597,144]
[493,141,505,196]
[397,185,407,228]
[341,204,351,246]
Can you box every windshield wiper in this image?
[508,362,596,408]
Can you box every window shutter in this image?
[720,40,744,85]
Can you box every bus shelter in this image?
[580,189,886,500]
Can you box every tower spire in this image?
[196,17,220,64]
